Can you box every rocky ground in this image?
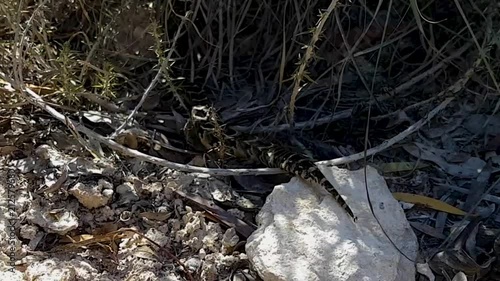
[1,0,500,280]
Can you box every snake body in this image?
[180,85,357,222]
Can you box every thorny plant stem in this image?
[287,0,340,125]
[110,11,193,139]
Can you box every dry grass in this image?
[1,1,500,279]
[0,0,499,146]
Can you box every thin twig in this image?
[316,96,454,166]
[77,91,124,113]
[7,83,284,176]
[435,183,500,205]
[232,42,472,134]
[110,11,193,139]
[429,176,500,262]
[372,59,480,121]
[232,108,352,134]
[392,42,472,98]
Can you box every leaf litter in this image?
[1,0,500,280]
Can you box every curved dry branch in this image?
[10,83,284,177]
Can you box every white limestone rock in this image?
[69,179,114,209]
[246,165,418,281]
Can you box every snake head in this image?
[191,105,211,121]
[186,105,221,152]
[190,105,220,132]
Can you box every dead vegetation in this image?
[1,0,500,280]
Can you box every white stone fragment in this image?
[246,165,418,281]
[69,179,114,209]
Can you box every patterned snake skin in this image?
[181,85,357,222]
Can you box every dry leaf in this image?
[424,117,463,139]
[62,234,96,243]
[36,164,69,194]
[429,219,495,279]
[175,189,256,238]
[392,192,467,216]
[116,131,138,149]
[410,222,447,239]
[133,245,159,261]
[0,145,18,156]
[463,114,500,136]
[378,161,429,173]
[139,211,172,221]
[416,263,435,281]
[403,143,486,178]
[385,110,412,129]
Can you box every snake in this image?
[179,83,357,222]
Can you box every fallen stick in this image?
[10,84,284,176]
